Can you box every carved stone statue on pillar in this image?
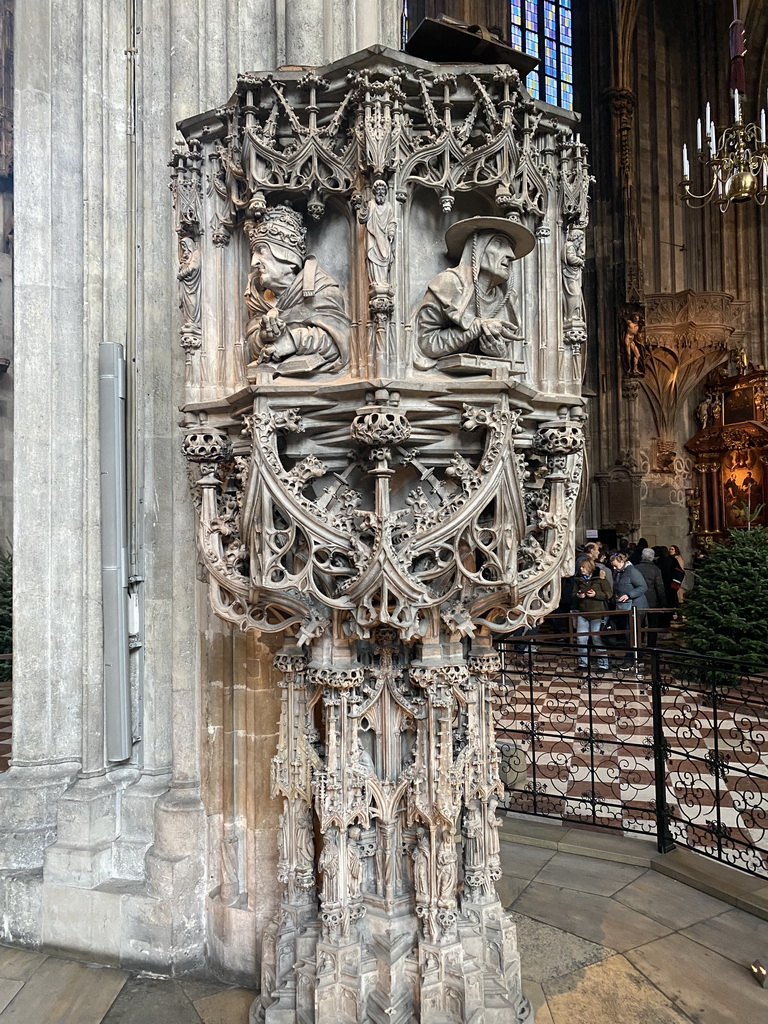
[177,47,590,1024]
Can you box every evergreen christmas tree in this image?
[682,526,768,673]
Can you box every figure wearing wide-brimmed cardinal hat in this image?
[415,216,536,370]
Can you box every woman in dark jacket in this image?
[609,552,648,652]
[573,557,612,670]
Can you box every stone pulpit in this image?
[174,44,589,1024]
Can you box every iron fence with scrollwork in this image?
[493,641,768,877]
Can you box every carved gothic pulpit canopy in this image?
[174,45,590,1024]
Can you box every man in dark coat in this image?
[636,548,665,647]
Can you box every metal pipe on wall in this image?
[99,342,132,762]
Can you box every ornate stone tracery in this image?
[177,46,589,1024]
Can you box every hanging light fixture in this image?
[680,1,768,210]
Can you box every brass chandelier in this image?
[680,2,768,211]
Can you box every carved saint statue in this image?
[318,825,341,905]
[347,827,363,901]
[622,313,644,376]
[178,235,201,337]
[562,225,585,325]
[295,801,316,875]
[414,216,535,370]
[244,205,350,376]
[356,178,397,287]
[696,393,712,430]
[412,827,430,904]
[435,830,458,908]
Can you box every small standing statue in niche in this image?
[355,178,397,288]
[178,235,202,339]
[696,392,713,431]
[414,216,535,372]
[412,827,430,904]
[318,825,341,906]
[435,830,458,908]
[244,205,350,376]
[622,312,645,376]
[562,224,586,326]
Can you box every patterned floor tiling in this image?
[496,654,768,877]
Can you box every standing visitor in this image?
[572,558,612,671]
[609,552,648,656]
[635,548,665,647]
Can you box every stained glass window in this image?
[510,0,574,110]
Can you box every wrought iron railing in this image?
[0,653,10,772]
[494,640,768,878]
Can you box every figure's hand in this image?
[586,588,595,597]
[260,314,286,341]
[618,594,629,602]
[258,344,275,363]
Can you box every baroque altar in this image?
[175,45,589,1024]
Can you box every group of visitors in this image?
[569,539,688,670]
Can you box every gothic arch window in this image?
[510,1,573,109]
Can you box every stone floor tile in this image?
[193,988,256,1024]
[0,958,127,1023]
[534,851,646,896]
[177,976,233,1004]
[558,828,654,867]
[626,932,768,1024]
[101,976,201,1024]
[0,980,22,1015]
[0,945,48,982]
[499,840,557,881]
[510,911,613,983]
[512,882,672,952]
[496,874,531,907]
[501,817,569,849]
[543,953,693,1024]
[521,980,554,1024]
[680,906,768,967]
[613,870,731,929]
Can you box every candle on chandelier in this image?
[697,118,702,151]
[710,121,716,157]
[762,108,767,142]
[734,89,740,121]
[706,101,711,130]
[682,143,690,179]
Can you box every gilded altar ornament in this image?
[244,205,350,376]
[414,217,534,373]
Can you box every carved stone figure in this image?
[178,235,201,337]
[358,178,397,287]
[562,225,585,325]
[463,800,483,870]
[415,217,535,371]
[347,827,363,901]
[244,205,350,376]
[295,802,315,874]
[412,828,430,904]
[622,313,644,375]
[436,831,458,908]
[318,825,341,905]
[696,393,712,430]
